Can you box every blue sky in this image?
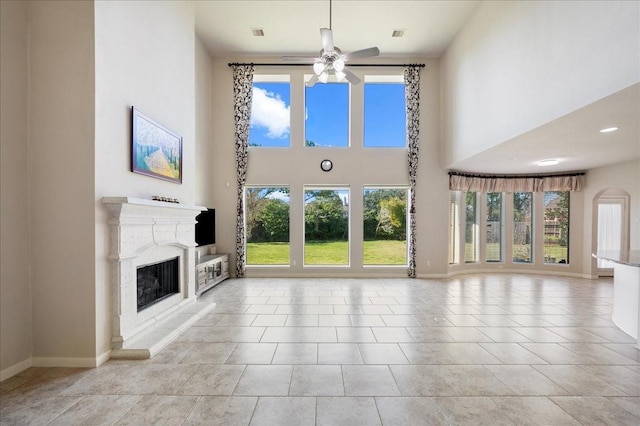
[250,81,405,148]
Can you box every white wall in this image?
[0,0,33,378]
[28,0,97,364]
[582,159,640,276]
[441,0,640,168]
[94,0,197,359]
[210,58,449,277]
[195,35,215,208]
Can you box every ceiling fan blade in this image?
[343,67,361,85]
[282,56,318,62]
[320,28,334,52]
[344,47,380,61]
[306,74,319,87]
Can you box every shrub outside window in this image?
[245,187,290,265]
[544,191,569,264]
[304,188,350,265]
[363,187,408,265]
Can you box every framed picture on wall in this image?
[131,107,182,184]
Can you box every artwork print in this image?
[131,107,182,183]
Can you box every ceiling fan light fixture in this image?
[313,61,326,75]
[333,57,345,72]
[318,72,329,83]
[335,70,346,81]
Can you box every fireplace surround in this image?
[102,197,205,351]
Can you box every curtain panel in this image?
[405,66,421,278]
[448,171,585,193]
[232,65,254,277]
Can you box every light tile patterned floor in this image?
[1,275,639,425]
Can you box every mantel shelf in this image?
[102,197,206,212]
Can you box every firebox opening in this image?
[137,257,180,311]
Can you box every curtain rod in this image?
[228,62,425,68]
[448,170,586,179]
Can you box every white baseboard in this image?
[1,352,114,382]
[443,268,586,279]
[0,358,33,382]
[96,350,112,367]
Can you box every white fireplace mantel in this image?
[102,197,206,352]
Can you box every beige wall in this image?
[94,0,197,359]
[195,35,215,208]
[582,159,640,277]
[210,58,449,277]
[1,0,32,378]
[28,0,97,364]
[441,0,640,168]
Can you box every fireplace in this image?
[137,257,180,311]
[102,197,205,350]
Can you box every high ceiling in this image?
[194,0,639,174]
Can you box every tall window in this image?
[486,192,503,262]
[245,187,290,265]
[364,76,406,148]
[305,82,349,147]
[250,76,290,147]
[304,188,350,265]
[513,192,533,263]
[449,192,460,264]
[544,191,569,264]
[363,188,408,265]
[465,192,479,262]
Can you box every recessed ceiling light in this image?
[392,29,405,38]
[537,159,559,166]
[599,126,619,133]
[251,28,264,37]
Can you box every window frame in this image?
[485,192,504,263]
[363,75,406,149]
[244,185,291,267]
[362,186,409,267]
[304,79,351,148]
[303,186,351,267]
[249,75,292,149]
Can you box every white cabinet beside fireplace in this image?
[196,253,230,296]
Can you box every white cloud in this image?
[251,87,290,139]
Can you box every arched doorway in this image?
[593,189,630,277]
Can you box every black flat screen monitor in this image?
[195,208,215,246]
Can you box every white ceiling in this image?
[194,0,640,174]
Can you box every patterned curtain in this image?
[232,65,254,277]
[405,66,421,278]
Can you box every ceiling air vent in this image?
[392,29,405,38]
[252,28,265,37]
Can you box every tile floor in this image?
[1,274,639,425]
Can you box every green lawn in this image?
[363,240,406,265]
[246,240,407,265]
[247,242,289,265]
[305,241,349,265]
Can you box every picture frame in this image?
[131,106,183,184]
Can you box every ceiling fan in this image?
[283,0,380,86]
